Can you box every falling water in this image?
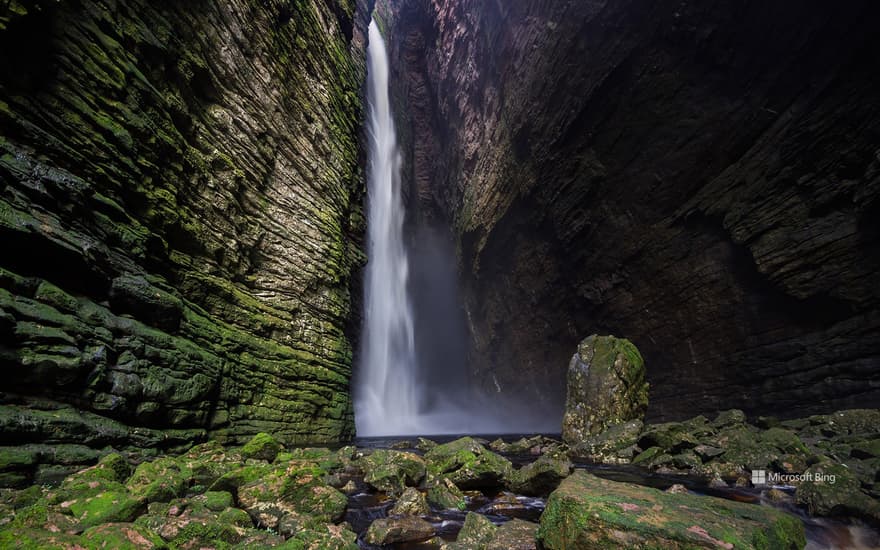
[355,20,560,436]
[355,20,420,436]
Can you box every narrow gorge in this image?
[1,0,878,548]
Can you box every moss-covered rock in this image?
[424,437,512,489]
[426,475,467,510]
[236,460,346,530]
[125,457,191,504]
[365,515,436,545]
[240,433,284,463]
[507,454,571,496]
[358,449,426,495]
[456,511,496,548]
[570,419,643,463]
[390,487,430,516]
[795,461,880,523]
[488,518,538,550]
[538,470,805,549]
[80,522,164,549]
[562,335,649,445]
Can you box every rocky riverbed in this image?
[1,413,878,549]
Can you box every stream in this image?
[344,435,880,550]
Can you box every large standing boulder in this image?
[538,471,805,549]
[561,335,649,445]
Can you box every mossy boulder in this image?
[507,454,572,496]
[236,460,346,530]
[538,470,805,549]
[240,432,284,462]
[390,487,430,516]
[358,449,426,495]
[125,457,191,504]
[456,511,496,548]
[488,518,538,550]
[570,419,643,463]
[63,487,145,528]
[426,475,466,510]
[81,522,164,548]
[284,524,359,550]
[562,335,649,445]
[795,461,880,523]
[425,437,512,489]
[365,515,436,545]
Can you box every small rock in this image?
[390,487,430,516]
[456,511,496,546]
[708,476,729,489]
[713,409,747,428]
[665,483,688,494]
[365,515,436,545]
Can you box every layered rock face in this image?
[382,0,880,420]
[0,0,370,483]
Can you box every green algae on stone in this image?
[562,335,649,445]
[424,437,512,490]
[538,470,805,550]
[426,475,467,510]
[240,432,284,462]
[507,454,572,496]
[125,456,192,504]
[358,449,426,495]
[455,511,496,548]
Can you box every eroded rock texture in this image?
[382,0,880,420]
[0,0,370,484]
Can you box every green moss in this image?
[241,433,283,462]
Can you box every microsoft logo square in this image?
[751,470,766,486]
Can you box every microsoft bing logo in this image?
[751,470,767,486]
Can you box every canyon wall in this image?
[0,0,370,485]
[383,0,880,420]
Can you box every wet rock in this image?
[488,518,538,550]
[507,454,572,496]
[126,457,191,504]
[358,450,426,495]
[240,433,283,462]
[569,420,642,463]
[365,515,436,545]
[490,436,544,455]
[665,483,688,494]
[390,487,430,516]
[765,488,792,503]
[416,438,438,452]
[562,335,649,444]
[713,409,748,428]
[425,437,512,489]
[708,476,729,489]
[456,511,496,548]
[796,461,880,523]
[426,475,466,510]
[284,524,359,549]
[80,523,164,549]
[538,470,805,549]
[237,460,346,530]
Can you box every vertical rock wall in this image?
[0,0,371,484]
[382,0,880,420]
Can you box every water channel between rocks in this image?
[343,435,880,550]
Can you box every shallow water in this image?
[348,434,880,549]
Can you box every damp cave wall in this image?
[0,0,372,485]
[379,0,880,421]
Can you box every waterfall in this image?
[355,20,559,437]
[355,20,420,436]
